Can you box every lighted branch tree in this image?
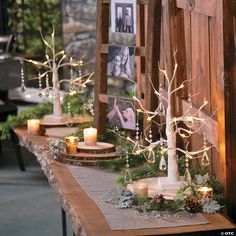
[113,54,214,190]
[20,27,94,123]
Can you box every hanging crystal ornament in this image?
[201,152,210,167]
[201,135,210,167]
[45,73,50,97]
[186,114,194,128]
[157,83,165,116]
[38,71,43,97]
[66,102,73,127]
[159,143,167,170]
[159,155,167,170]
[184,154,192,182]
[157,99,165,116]
[132,141,141,155]
[20,60,26,92]
[124,153,132,183]
[147,148,155,163]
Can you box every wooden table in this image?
[14,128,236,236]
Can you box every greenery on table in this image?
[177,172,224,205]
[1,102,53,140]
[1,94,93,140]
[115,172,224,214]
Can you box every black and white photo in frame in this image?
[110,0,137,34]
[107,96,136,130]
[107,45,135,80]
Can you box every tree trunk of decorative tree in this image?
[52,62,62,117]
[166,105,180,183]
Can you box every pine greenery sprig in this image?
[1,102,53,140]
[1,94,93,140]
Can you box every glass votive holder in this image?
[27,119,40,135]
[65,136,79,154]
[197,186,213,201]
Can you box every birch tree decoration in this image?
[20,27,94,123]
[127,53,213,192]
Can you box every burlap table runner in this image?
[67,165,209,230]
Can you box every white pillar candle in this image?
[65,136,78,154]
[83,127,97,146]
[27,119,40,135]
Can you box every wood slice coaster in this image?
[59,142,118,166]
[77,142,116,154]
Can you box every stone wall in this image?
[62,0,97,72]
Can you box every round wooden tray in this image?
[38,116,93,135]
[40,116,93,127]
[59,142,118,166]
[77,142,116,154]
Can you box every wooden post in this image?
[143,0,162,137]
[94,0,109,134]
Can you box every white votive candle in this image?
[83,127,97,146]
[27,119,40,135]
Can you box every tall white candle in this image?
[83,127,97,146]
[27,119,40,135]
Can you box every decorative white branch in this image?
[19,27,94,121]
[120,53,214,183]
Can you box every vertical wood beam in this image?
[223,0,236,221]
[144,0,162,137]
[94,1,109,134]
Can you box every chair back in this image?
[0,35,15,53]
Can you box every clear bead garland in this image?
[45,73,50,97]
[124,153,132,184]
[133,121,141,155]
[187,93,193,108]
[38,71,43,97]
[66,102,73,127]
[20,60,26,92]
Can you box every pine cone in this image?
[151,194,166,205]
[184,196,202,214]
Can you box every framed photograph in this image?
[107,45,135,80]
[111,0,137,34]
[107,96,136,130]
